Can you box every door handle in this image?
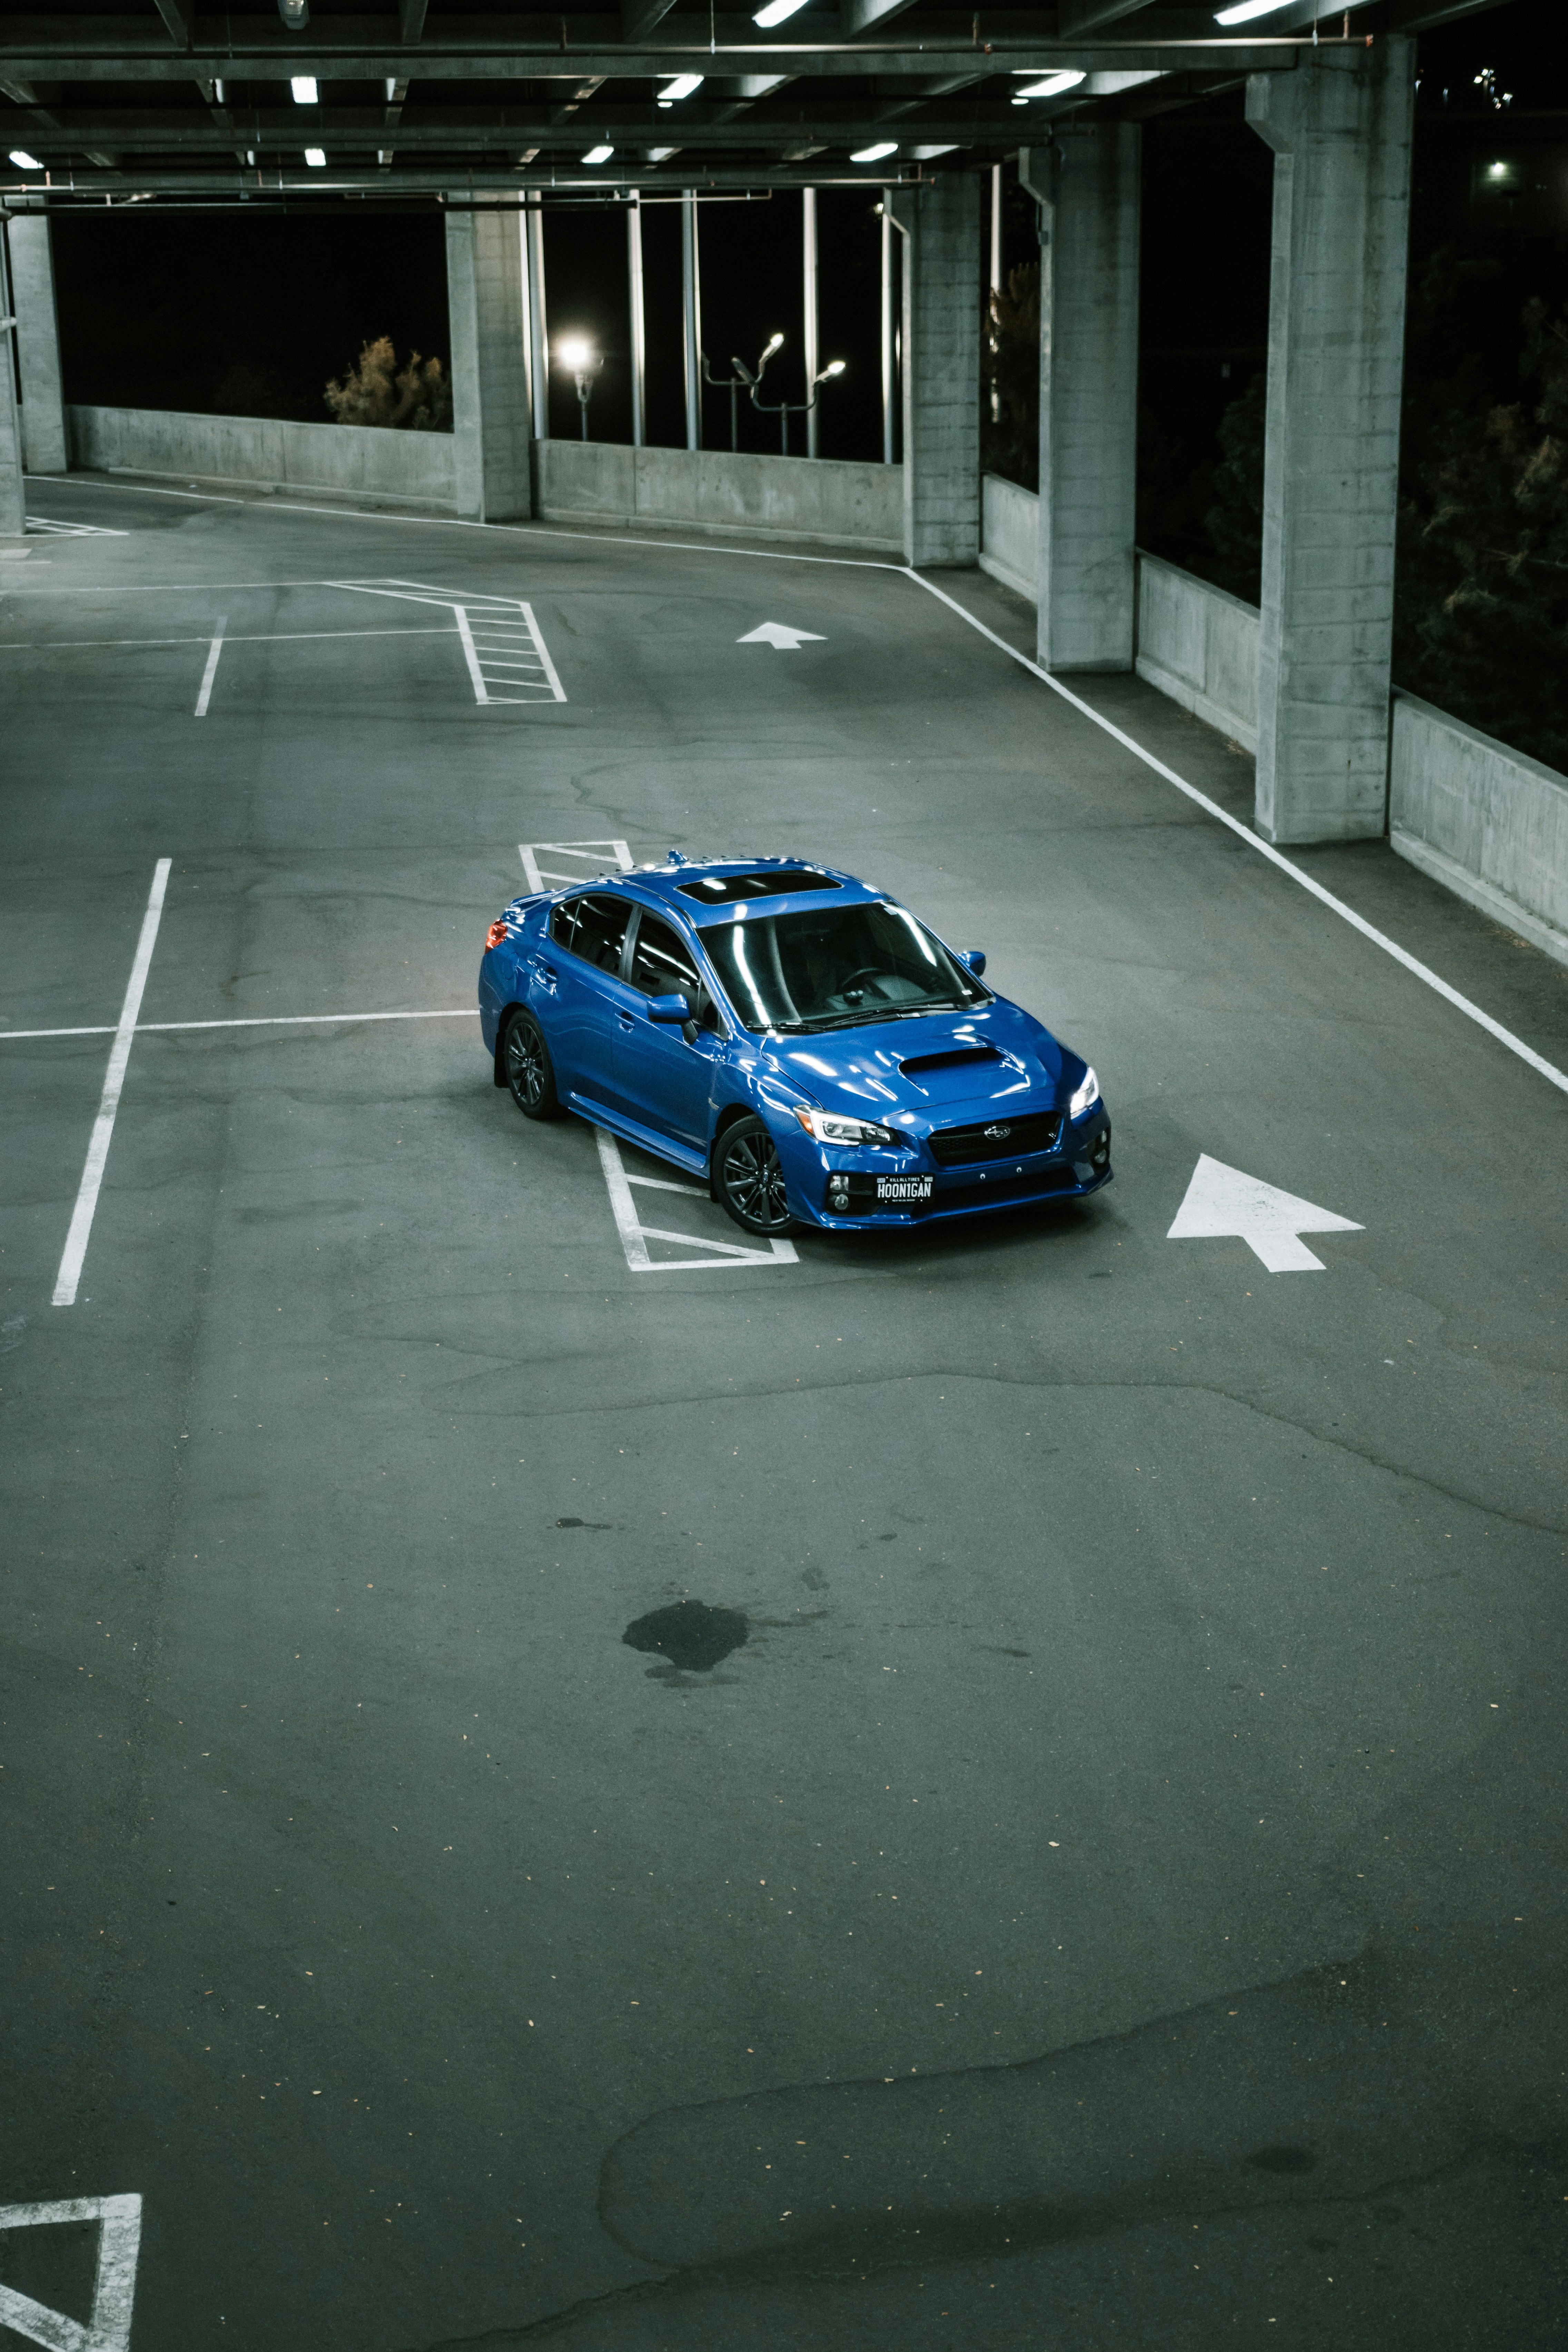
[532,958,558,988]
[617,1014,634,1032]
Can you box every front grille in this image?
[928,1110,1063,1167]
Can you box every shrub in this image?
[324,336,453,431]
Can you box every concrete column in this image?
[1023,127,1141,673]
[889,174,982,569]
[1247,38,1416,844]
[0,217,25,537]
[445,201,532,523]
[525,207,549,445]
[8,207,69,475]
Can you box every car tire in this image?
[713,1115,798,1237]
[501,1009,562,1120]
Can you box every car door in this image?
[617,910,726,1153]
[531,891,635,1111]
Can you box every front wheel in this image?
[713,1116,798,1236]
[501,1009,562,1120]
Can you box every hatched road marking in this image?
[595,1129,797,1273]
[519,840,633,895]
[0,2192,142,2352]
[330,579,566,705]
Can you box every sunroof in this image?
[676,869,842,904]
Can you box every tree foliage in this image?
[981,263,1040,492]
[323,335,453,431]
[1396,275,1568,771]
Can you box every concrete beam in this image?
[150,0,193,48]
[6,206,68,475]
[890,173,981,567]
[841,0,921,34]
[1247,36,1416,844]
[446,200,533,523]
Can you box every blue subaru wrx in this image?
[478,856,1111,1237]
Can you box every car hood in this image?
[761,999,1069,1124]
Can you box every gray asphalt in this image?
[2,475,1566,2352]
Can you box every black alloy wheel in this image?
[502,1009,561,1120]
[714,1115,797,1236]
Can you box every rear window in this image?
[675,869,841,905]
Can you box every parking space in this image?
[2,473,1567,2352]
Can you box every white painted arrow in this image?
[737,622,826,650]
[1166,1154,1363,1273]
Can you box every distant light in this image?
[753,0,810,25]
[658,74,704,102]
[304,147,327,166]
[820,359,846,378]
[9,149,43,171]
[851,141,899,164]
[556,337,595,369]
[1214,0,1292,20]
[290,76,318,103]
[1013,70,1086,98]
[1487,160,1509,177]
[763,331,785,356]
[582,144,614,163]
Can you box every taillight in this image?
[485,919,508,950]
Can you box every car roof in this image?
[611,857,884,922]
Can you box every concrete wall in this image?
[533,439,904,552]
[1390,692,1568,966]
[67,406,456,510]
[1134,552,1261,753]
[978,472,1037,601]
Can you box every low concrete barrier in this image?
[66,405,456,510]
[1390,691,1568,966]
[977,472,1037,600]
[533,439,903,554]
[1134,551,1260,752]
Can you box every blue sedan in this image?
[478,856,1112,1237]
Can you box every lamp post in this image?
[702,331,781,454]
[737,333,845,457]
[554,336,601,440]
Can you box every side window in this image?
[560,893,630,975]
[548,898,580,952]
[629,915,700,1001]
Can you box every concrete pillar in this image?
[8,207,69,476]
[0,216,25,537]
[1023,128,1141,672]
[445,201,532,523]
[889,174,982,568]
[1247,38,1416,844]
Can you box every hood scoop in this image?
[899,1045,1003,1079]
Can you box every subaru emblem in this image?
[984,1123,1011,1140]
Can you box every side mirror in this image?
[646,992,693,1024]
[963,949,987,976]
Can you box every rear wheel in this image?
[713,1116,797,1236]
[501,1009,561,1120]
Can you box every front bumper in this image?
[783,1108,1112,1231]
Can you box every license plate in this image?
[876,1175,934,1203]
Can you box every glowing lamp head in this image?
[556,336,595,372]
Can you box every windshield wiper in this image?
[800,1003,962,1033]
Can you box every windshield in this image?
[699,900,987,1033]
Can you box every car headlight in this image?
[1068,1066,1100,1119]
[793,1106,903,1149]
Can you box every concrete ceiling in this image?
[0,0,1511,199]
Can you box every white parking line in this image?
[0,2192,141,2352]
[193,614,227,716]
[24,513,130,537]
[519,839,633,894]
[52,860,170,1308]
[332,579,566,706]
[0,627,458,652]
[595,1128,796,1272]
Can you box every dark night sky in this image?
[45,0,1568,474]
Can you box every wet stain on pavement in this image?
[623,1600,749,1673]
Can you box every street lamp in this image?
[555,335,602,439]
[702,330,782,453]
[736,333,845,456]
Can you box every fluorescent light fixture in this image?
[1213,0,1292,20]
[556,336,595,369]
[9,149,43,170]
[851,141,898,163]
[1013,69,1086,98]
[582,144,614,163]
[909,143,957,159]
[657,73,703,102]
[752,0,810,24]
[290,75,318,103]
[304,146,326,165]
[648,145,678,160]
